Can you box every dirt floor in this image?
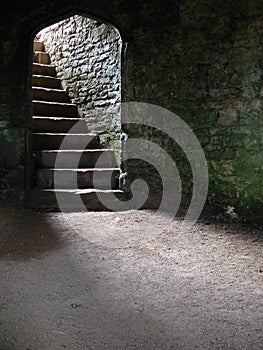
[0,205,262,349]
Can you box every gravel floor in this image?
[0,206,262,349]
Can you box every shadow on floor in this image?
[0,202,262,349]
[0,205,76,261]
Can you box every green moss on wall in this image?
[0,0,262,223]
[123,0,263,223]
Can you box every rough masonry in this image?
[0,0,262,223]
[38,15,122,134]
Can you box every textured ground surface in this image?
[0,206,262,349]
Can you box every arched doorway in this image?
[29,14,124,209]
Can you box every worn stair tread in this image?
[33,51,50,61]
[32,87,66,93]
[32,100,75,107]
[33,73,57,77]
[32,74,60,79]
[34,50,48,54]
[32,116,85,124]
[32,75,61,88]
[32,132,100,150]
[33,114,79,119]
[27,189,126,210]
[32,116,88,132]
[32,101,77,114]
[32,87,69,102]
[36,167,120,189]
[33,41,44,52]
[37,188,123,193]
[33,132,97,136]
[33,63,54,69]
[36,149,114,153]
[33,62,55,68]
[40,168,120,171]
[34,148,118,168]
[32,63,56,77]
[33,100,78,117]
[33,116,82,120]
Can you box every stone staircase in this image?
[28,40,123,210]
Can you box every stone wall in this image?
[0,0,262,224]
[122,0,263,222]
[38,15,122,137]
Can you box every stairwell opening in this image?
[30,15,123,210]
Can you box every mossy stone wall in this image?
[122,0,263,222]
[0,0,262,223]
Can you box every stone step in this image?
[26,188,126,210]
[34,149,118,168]
[35,168,120,189]
[32,75,61,89]
[33,133,100,150]
[32,87,70,103]
[32,117,88,133]
[33,41,44,52]
[33,63,56,77]
[33,100,78,117]
[33,51,50,64]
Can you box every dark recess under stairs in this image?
[28,40,124,210]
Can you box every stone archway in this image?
[29,14,124,209]
[0,0,130,202]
